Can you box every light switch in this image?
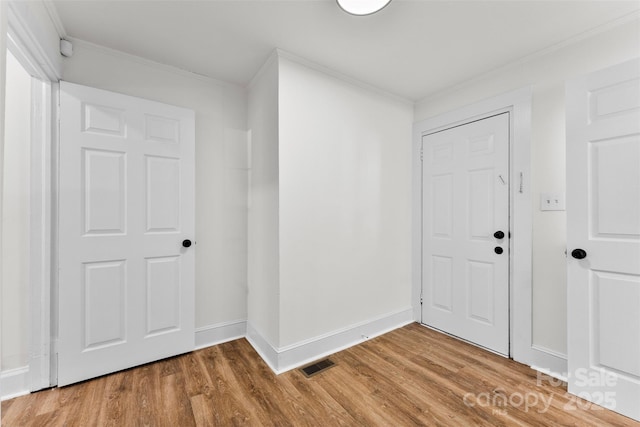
[540,192,565,211]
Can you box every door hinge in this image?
[420,146,424,162]
[420,296,423,305]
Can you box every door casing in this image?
[413,87,564,374]
[6,3,60,392]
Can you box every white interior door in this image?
[566,58,640,421]
[58,81,195,386]
[421,113,509,355]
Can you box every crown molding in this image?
[247,49,279,91]
[7,1,62,80]
[419,10,640,104]
[275,48,413,107]
[67,37,244,90]
[42,0,67,39]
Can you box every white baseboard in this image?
[195,320,247,350]
[530,345,568,381]
[247,308,414,375]
[245,324,280,372]
[1,366,30,401]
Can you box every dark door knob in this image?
[182,239,192,248]
[571,248,587,259]
[494,247,503,255]
[494,231,505,239]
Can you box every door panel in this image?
[58,81,195,386]
[469,168,494,239]
[145,256,181,335]
[566,58,640,421]
[83,103,126,136]
[83,260,126,349]
[82,149,126,234]
[431,174,453,237]
[591,137,640,237]
[593,272,640,376]
[422,113,510,355]
[432,256,453,312]
[467,260,494,325]
[146,155,181,232]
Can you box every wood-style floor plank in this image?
[3,323,639,426]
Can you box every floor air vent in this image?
[300,359,335,378]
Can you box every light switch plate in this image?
[540,192,565,211]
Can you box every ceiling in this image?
[52,0,640,101]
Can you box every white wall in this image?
[2,51,31,370]
[277,55,414,347]
[414,19,640,356]
[62,41,249,332]
[247,55,281,346]
[247,52,413,365]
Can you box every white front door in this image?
[58,82,195,386]
[421,113,510,355]
[566,58,640,421]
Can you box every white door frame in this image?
[413,87,563,373]
[6,1,60,393]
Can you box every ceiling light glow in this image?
[337,0,392,16]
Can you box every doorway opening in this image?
[412,87,544,369]
[1,35,56,399]
[420,112,510,356]
[2,49,32,395]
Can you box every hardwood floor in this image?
[2,323,638,426]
